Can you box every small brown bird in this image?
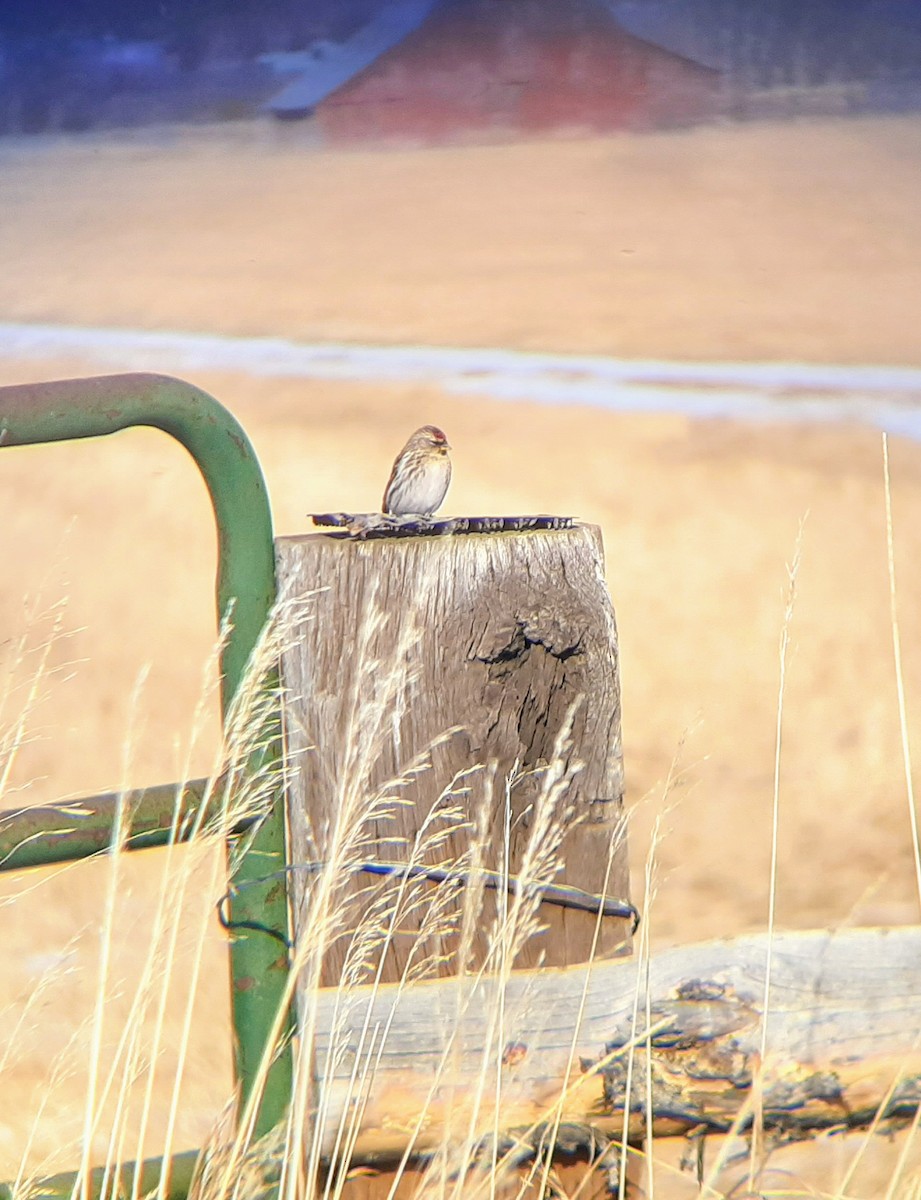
[382,425,452,517]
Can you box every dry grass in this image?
[0,584,632,1200]
[2,113,921,1195]
[0,117,920,364]
[3,520,921,1200]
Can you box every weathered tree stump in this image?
[277,524,629,984]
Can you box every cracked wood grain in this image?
[277,525,629,985]
[303,927,921,1163]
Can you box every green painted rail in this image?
[0,779,214,872]
[0,373,295,1192]
[0,1150,200,1200]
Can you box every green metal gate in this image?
[0,372,295,1199]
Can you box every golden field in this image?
[1,114,921,1193]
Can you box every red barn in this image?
[315,0,721,144]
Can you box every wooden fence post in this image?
[277,524,630,983]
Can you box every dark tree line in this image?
[621,0,921,88]
[2,0,919,80]
[704,0,921,86]
[0,0,918,134]
[0,0,374,133]
[0,0,379,51]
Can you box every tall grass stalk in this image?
[745,518,805,1195]
[832,437,921,1200]
[0,597,70,804]
[2,559,635,1200]
[77,666,149,1200]
[881,434,921,913]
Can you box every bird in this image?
[382,425,452,517]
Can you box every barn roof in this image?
[312,0,722,139]
[269,0,720,121]
[266,0,438,115]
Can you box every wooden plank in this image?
[302,927,921,1164]
[277,524,630,984]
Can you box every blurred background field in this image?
[1,4,921,1189]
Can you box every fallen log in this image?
[306,926,921,1165]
